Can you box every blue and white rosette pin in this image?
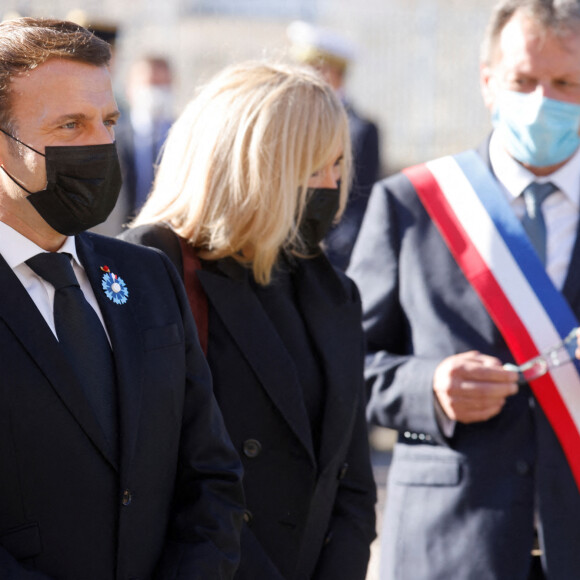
[100,265,129,305]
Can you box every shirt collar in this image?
[0,221,81,269]
[489,130,580,209]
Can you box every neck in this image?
[522,161,567,177]
[0,195,66,252]
[515,151,575,177]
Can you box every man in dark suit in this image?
[0,17,244,579]
[287,21,381,270]
[348,1,580,578]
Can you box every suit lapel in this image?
[76,234,144,475]
[560,166,580,312]
[197,261,316,465]
[561,217,580,313]
[293,256,361,471]
[0,251,115,466]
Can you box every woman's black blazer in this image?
[120,224,377,580]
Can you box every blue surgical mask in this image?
[492,89,580,167]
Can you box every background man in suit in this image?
[119,56,175,218]
[288,20,381,270]
[348,0,580,578]
[0,17,244,579]
[93,55,176,236]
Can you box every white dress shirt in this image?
[489,130,580,290]
[0,221,110,340]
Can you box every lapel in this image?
[293,256,361,471]
[76,234,145,476]
[196,259,316,466]
[0,248,117,467]
[561,221,580,313]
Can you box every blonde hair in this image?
[131,60,351,285]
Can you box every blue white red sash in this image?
[404,150,580,490]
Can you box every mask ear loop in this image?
[0,128,44,195]
[0,127,45,157]
[0,164,35,195]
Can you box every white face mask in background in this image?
[131,85,175,123]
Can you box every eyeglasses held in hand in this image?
[503,327,578,385]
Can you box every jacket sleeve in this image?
[347,178,445,443]
[154,253,245,579]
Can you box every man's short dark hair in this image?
[0,17,111,131]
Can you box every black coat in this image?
[0,232,244,579]
[121,225,377,580]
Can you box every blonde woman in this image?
[121,61,376,580]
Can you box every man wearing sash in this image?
[348,1,580,578]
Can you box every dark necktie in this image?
[26,252,118,456]
[521,181,558,265]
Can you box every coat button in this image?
[323,531,334,546]
[243,439,262,458]
[121,489,132,506]
[515,460,530,476]
[337,462,349,480]
[243,509,253,525]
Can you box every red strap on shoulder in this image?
[178,237,208,356]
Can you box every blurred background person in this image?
[121,60,377,580]
[288,20,381,270]
[118,55,175,218]
[92,55,176,236]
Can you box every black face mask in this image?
[299,187,340,253]
[0,129,122,235]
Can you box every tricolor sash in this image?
[404,150,580,490]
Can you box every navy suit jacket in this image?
[0,232,244,579]
[348,142,580,580]
[120,225,377,580]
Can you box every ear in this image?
[480,64,496,111]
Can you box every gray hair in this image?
[481,0,580,64]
